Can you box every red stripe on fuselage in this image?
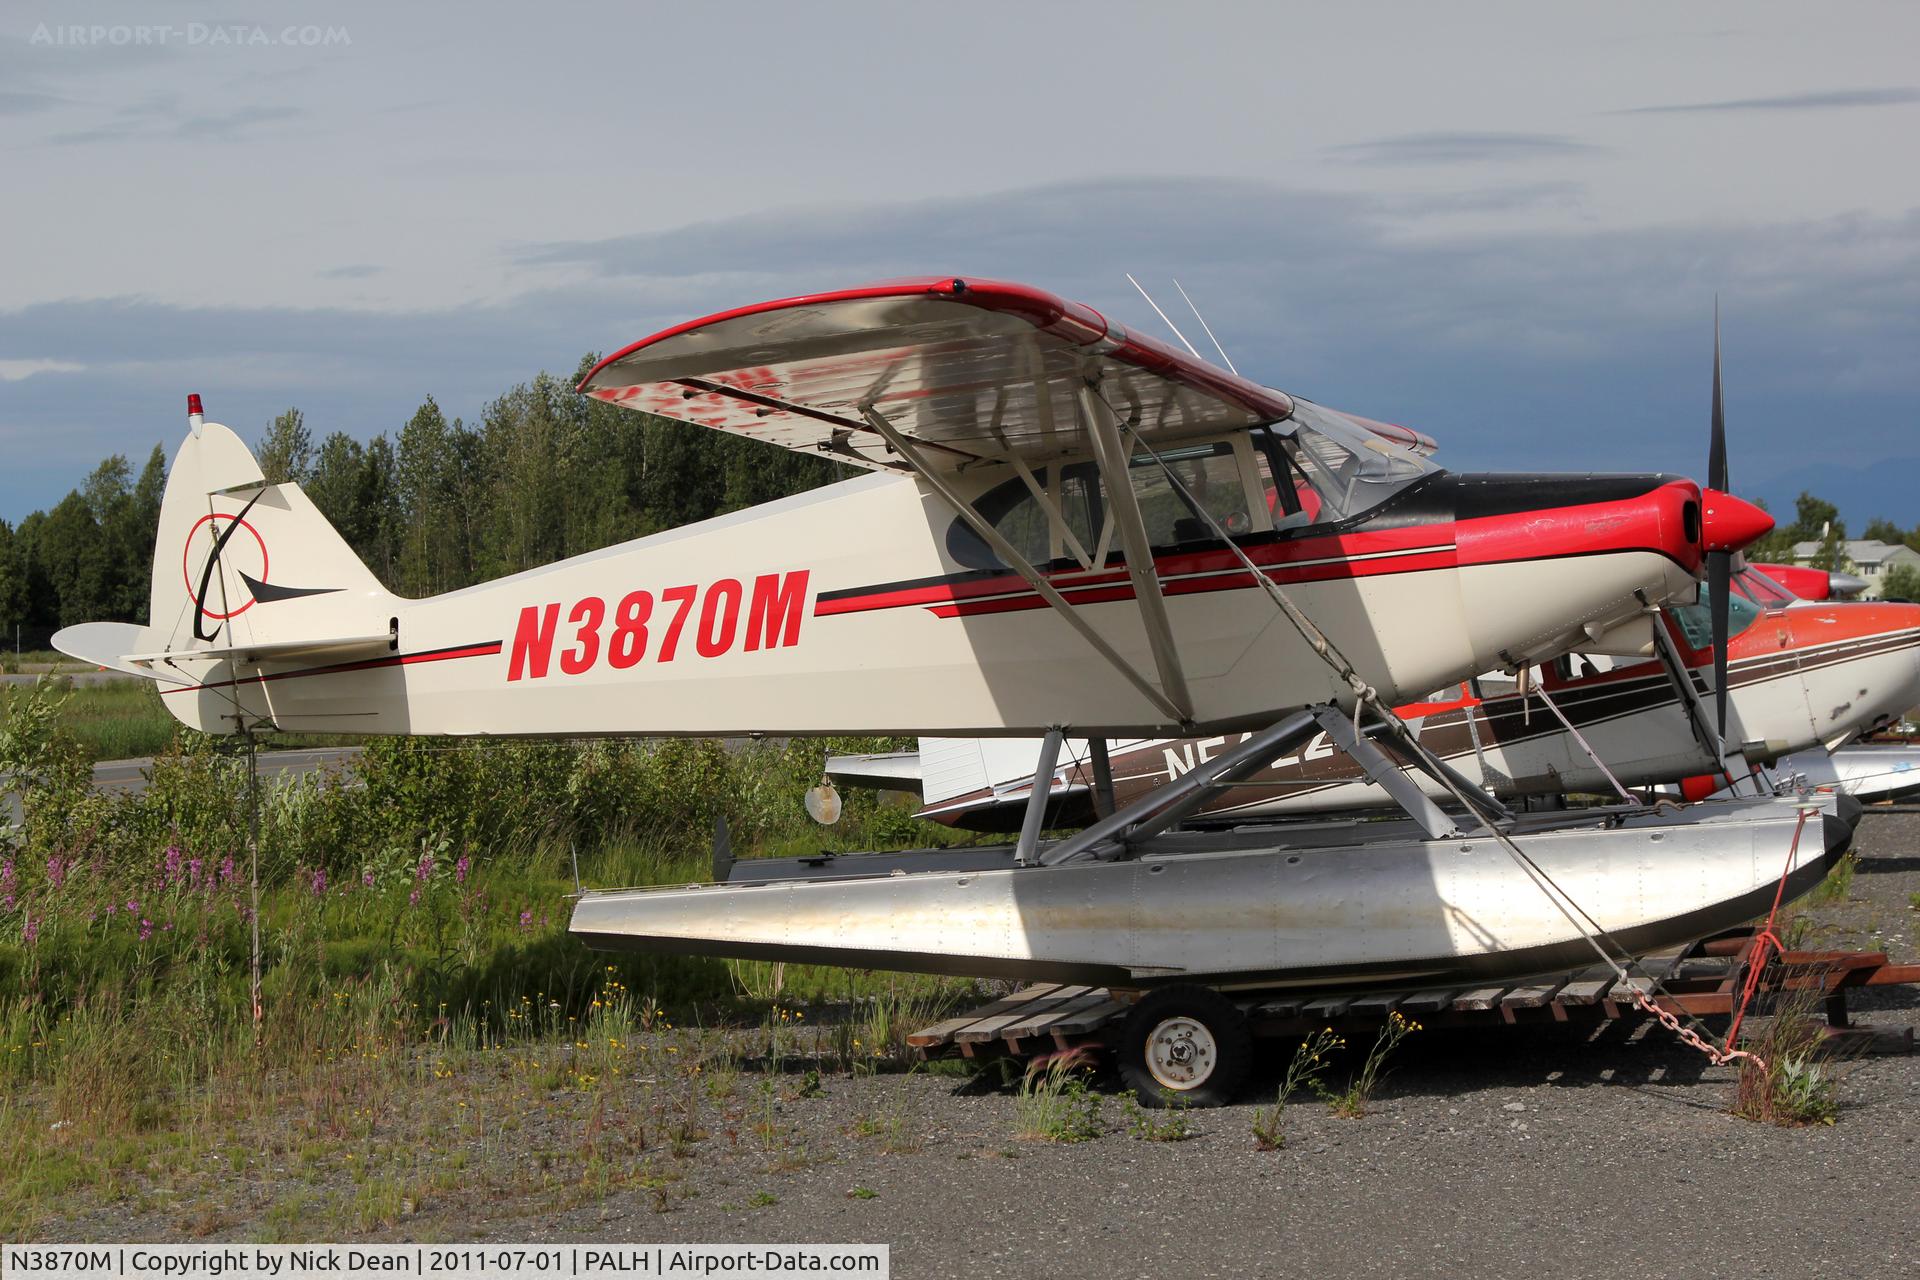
[817,485,1695,620]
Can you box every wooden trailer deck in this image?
[908,929,1920,1063]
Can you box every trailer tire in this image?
[1119,985,1251,1108]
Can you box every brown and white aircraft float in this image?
[55,277,1850,1104]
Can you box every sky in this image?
[4,1,1919,526]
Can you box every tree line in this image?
[4,376,1918,639]
[0,354,847,638]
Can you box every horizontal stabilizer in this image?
[125,632,395,668]
[49,621,180,682]
[824,751,924,793]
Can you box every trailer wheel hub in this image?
[1144,1015,1215,1090]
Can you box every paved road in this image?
[1,670,139,687]
[87,745,363,793]
[5,746,362,824]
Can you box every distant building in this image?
[1789,538,1920,599]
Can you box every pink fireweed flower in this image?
[219,856,235,885]
[408,889,420,907]
[187,857,203,889]
[519,909,533,931]
[455,856,469,884]
[45,855,66,890]
[163,844,182,885]
[310,868,327,897]
[416,853,435,883]
[21,914,38,945]
[362,869,375,889]
[125,898,138,914]
[138,918,153,942]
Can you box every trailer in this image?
[907,927,1920,1104]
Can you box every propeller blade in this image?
[1709,549,1731,743]
[1708,300,1728,493]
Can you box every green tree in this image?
[12,511,52,629]
[358,434,403,589]
[396,397,462,595]
[0,519,24,641]
[306,431,367,540]
[1881,563,1920,602]
[1863,517,1904,545]
[1787,492,1844,546]
[256,408,314,486]
[33,490,111,626]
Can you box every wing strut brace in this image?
[1076,383,1194,718]
[855,403,1193,727]
[1642,595,1760,796]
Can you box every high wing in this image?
[579,276,1433,470]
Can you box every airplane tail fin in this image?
[53,400,400,734]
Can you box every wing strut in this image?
[1643,595,1759,795]
[855,403,1191,727]
[1077,383,1195,719]
[1014,729,1066,866]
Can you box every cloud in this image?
[318,264,383,280]
[0,90,65,115]
[7,177,1920,523]
[44,99,302,145]
[1325,132,1603,166]
[174,102,300,139]
[0,359,84,381]
[1619,87,1920,114]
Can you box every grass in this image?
[2,677,367,763]
[1252,1027,1342,1150]
[1319,1011,1420,1118]
[1122,1092,1193,1141]
[0,680,989,1236]
[1013,1055,1102,1143]
[848,1067,924,1154]
[1733,982,1845,1127]
[1808,853,1858,906]
[0,650,70,673]
[6,678,178,762]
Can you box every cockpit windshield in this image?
[948,403,1439,570]
[1732,565,1797,606]
[1670,585,1764,651]
[1259,401,1437,528]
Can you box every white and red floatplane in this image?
[55,277,1852,1104]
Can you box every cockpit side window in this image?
[1670,587,1763,651]
[946,412,1435,571]
[949,439,1258,570]
[1125,442,1253,544]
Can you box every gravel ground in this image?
[35,811,1920,1277]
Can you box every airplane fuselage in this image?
[153,458,1706,739]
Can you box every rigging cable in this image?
[1097,388,1803,1067]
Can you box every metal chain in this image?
[1630,988,1764,1070]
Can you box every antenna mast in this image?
[1174,279,1238,374]
[1125,274,1204,361]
